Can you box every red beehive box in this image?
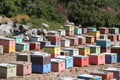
[66,31,74,36]
[117,35,120,41]
[51,58,65,72]
[76,36,86,45]
[85,36,95,44]
[73,55,89,67]
[108,35,117,41]
[89,54,105,65]
[99,27,109,34]
[90,71,114,80]
[46,35,61,43]
[11,61,32,76]
[111,46,120,54]
[82,28,87,34]
[30,42,40,51]
[101,47,111,53]
[67,37,78,46]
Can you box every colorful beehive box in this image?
[67,37,78,46]
[99,27,109,34]
[32,63,51,74]
[109,28,119,34]
[76,36,86,45]
[117,54,120,62]
[63,48,79,56]
[31,51,51,65]
[73,55,89,67]
[17,53,31,62]
[78,47,90,56]
[10,61,32,76]
[88,31,100,38]
[74,28,82,35]
[60,50,71,56]
[43,45,60,58]
[57,29,66,36]
[51,58,65,72]
[0,38,15,53]
[102,53,117,64]
[13,36,23,43]
[87,27,97,33]
[82,28,87,34]
[90,71,114,80]
[89,54,105,65]
[117,35,120,41]
[78,74,102,80]
[40,41,51,49]
[0,63,16,78]
[66,31,74,36]
[64,25,74,32]
[111,46,120,54]
[108,34,117,41]
[16,42,29,52]
[101,47,111,53]
[96,39,111,47]
[55,56,73,69]
[29,42,40,51]
[100,34,108,40]
[104,67,120,80]
[30,35,43,42]
[0,45,3,54]
[85,35,95,44]
[61,38,70,47]
[86,45,101,54]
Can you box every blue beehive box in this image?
[55,56,73,69]
[16,42,29,52]
[103,53,117,64]
[87,27,96,33]
[63,48,79,56]
[78,74,102,80]
[96,39,111,47]
[32,63,51,74]
[40,41,51,49]
[74,28,82,35]
[117,54,120,62]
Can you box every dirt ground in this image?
[0,53,120,80]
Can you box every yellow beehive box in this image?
[43,45,60,54]
[88,31,100,37]
[4,46,15,53]
[64,25,74,31]
[78,47,90,56]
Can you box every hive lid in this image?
[104,67,120,71]
[51,58,65,63]
[59,77,84,80]
[16,42,29,45]
[17,53,30,56]
[44,45,60,48]
[73,55,88,58]
[56,56,72,59]
[0,63,16,67]
[30,35,43,38]
[78,74,101,78]
[31,51,50,56]
[91,71,112,75]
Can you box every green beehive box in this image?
[16,43,29,52]
[74,28,82,35]
[0,63,16,78]
[87,45,101,54]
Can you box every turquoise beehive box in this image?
[13,37,23,43]
[74,28,82,35]
[16,43,29,52]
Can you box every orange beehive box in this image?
[78,47,90,56]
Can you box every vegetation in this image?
[0,0,120,29]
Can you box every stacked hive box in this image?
[99,27,109,34]
[109,28,119,34]
[43,45,60,58]
[88,31,100,41]
[51,58,65,72]
[63,48,79,56]
[64,25,74,36]
[90,71,114,80]
[16,43,29,52]
[0,63,16,78]
[0,45,3,54]
[57,29,66,36]
[55,56,73,69]
[76,36,86,45]
[85,35,95,44]
[96,39,111,53]
[86,45,101,54]
[117,35,120,41]
[40,41,51,49]
[78,47,90,56]
[73,55,89,67]
[0,38,15,53]
[46,35,61,46]
[10,61,32,76]
[30,35,43,42]
[102,53,117,64]
[74,28,82,35]
[100,34,108,40]
[108,34,117,41]
[67,37,78,46]
[29,42,40,51]
[104,67,120,80]
[31,51,51,73]
[82,28,87,34]
[61,38,70,47]
[87,27,96,33]
[17,53,31,62]
[89,54,105,65]
[60,50,70,56]
[77,74,102,80]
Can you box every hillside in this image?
[0,0,120,29]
